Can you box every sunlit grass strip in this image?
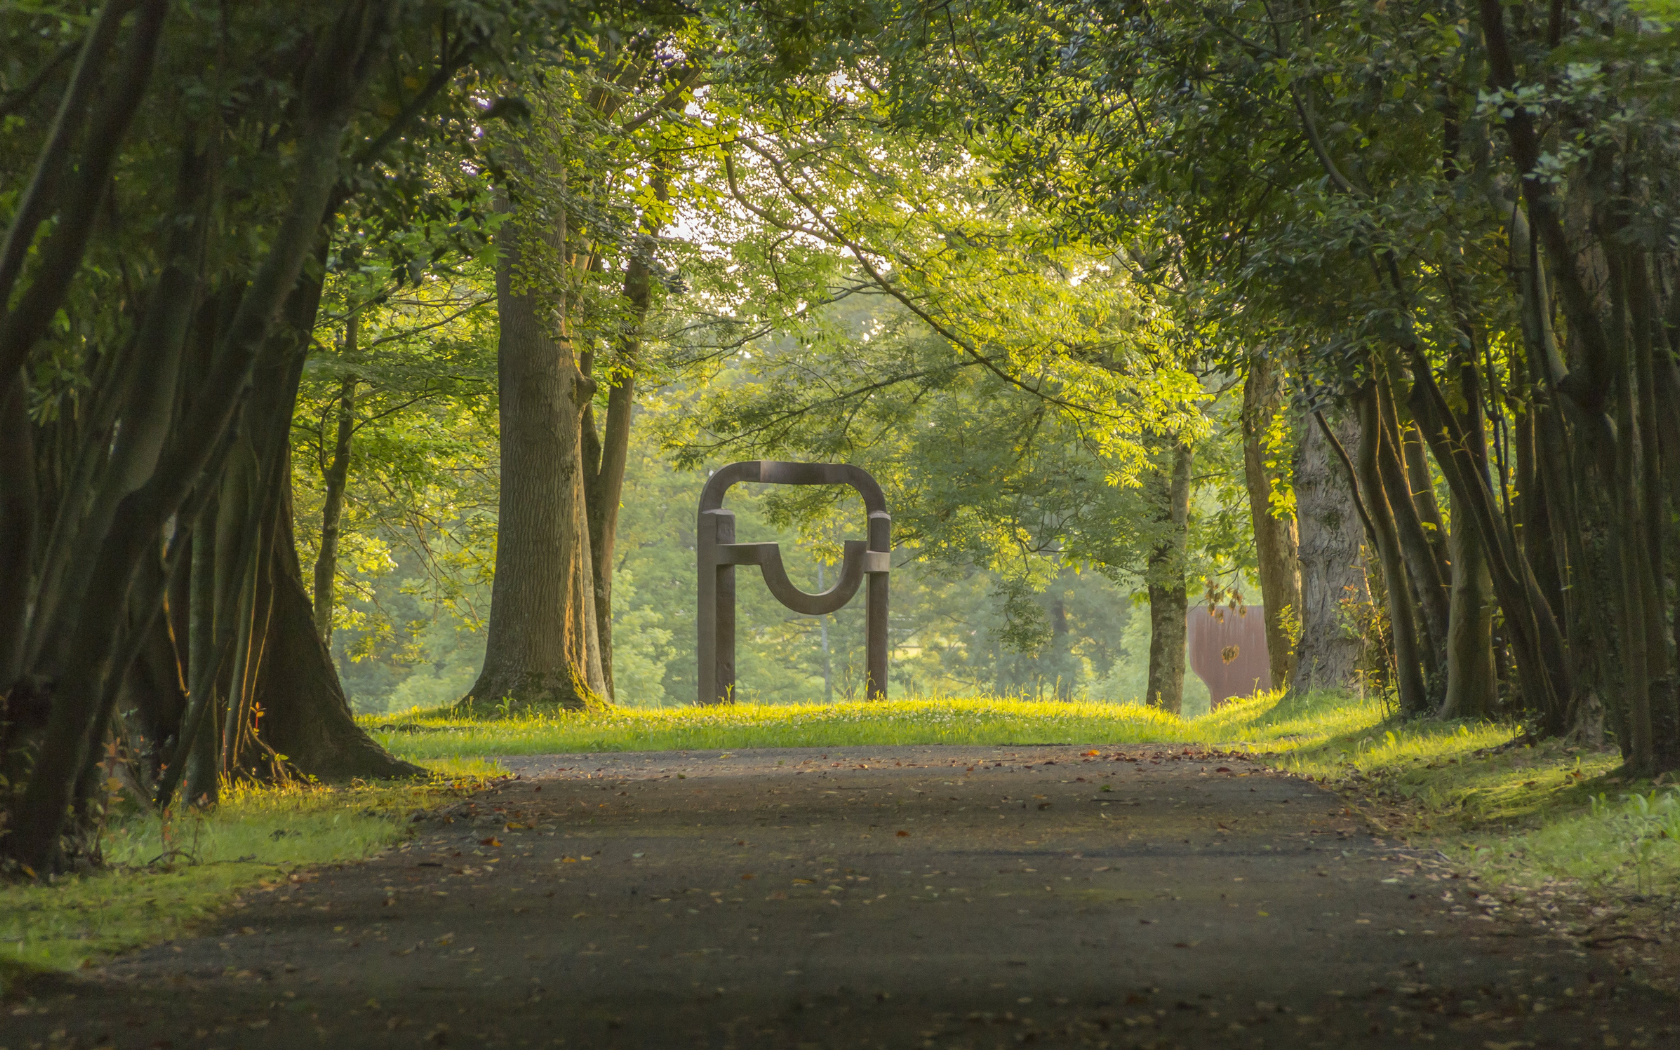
[0,758,493,983]
[364,692,1393,759]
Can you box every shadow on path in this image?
[7,745,1675,1048]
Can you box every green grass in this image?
[363,692,1389,758]
[1263,695,1676,895]
[1,758,499,989]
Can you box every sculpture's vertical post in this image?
[716,510,736,703]
[697,507,737,705]
[866,509,891,700]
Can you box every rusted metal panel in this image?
[1186,604,1271,707]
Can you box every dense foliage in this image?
[2,0,1677,879]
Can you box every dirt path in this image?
[7,745,1675,1048]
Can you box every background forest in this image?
[3,0,1679,879]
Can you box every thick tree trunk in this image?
[1293,409,1368,694]
[1354,383,1430,715]
[461,197,604,713]
[1145,441,1192,714]
[1240,354,1300,691]
[1441,358,1499,720]
[1442,491,1498,718]
[313,366,356,643]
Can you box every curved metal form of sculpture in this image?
[697,461,890,704]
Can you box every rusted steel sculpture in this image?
[697,461,891,704]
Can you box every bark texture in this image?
[1354,383,1430,714]
[1145,442,1193,714]
[461,200,605,713]
[1240,355,1300,691]
[1293,409,1368,695]
[1442,490,1498,718]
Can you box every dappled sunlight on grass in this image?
[1,761,493,980]
[362,691,1374,759]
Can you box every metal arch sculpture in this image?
[697,461,890,705]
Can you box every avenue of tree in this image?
[1,0,1677,876]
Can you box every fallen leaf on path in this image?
[479,837,500,847]
[896,830,910,837]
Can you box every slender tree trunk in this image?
[1145,441,1192,714]
[582,180,667,701]
[461,194,604,713]
[313,363,357,642]
[1240,353,1300,690]
[183,498,221,806]
[1376,375,1449,683]
[1400,423,1449,568]
[1293,409,1368,694]
[1629,254,1677,771]
[819,564,833,704]
[0,369,36,691]
[1355,383,1430,715]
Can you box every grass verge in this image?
[2,757,500,992]
[370,692,1675,895]
[362,693,1384,757]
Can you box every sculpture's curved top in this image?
[698,460,887,517]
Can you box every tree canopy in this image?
[3,0,1679,874]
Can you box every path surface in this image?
[7,745,1676,1049]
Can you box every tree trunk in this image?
[1441,357,1499,720]
[461,195,605,714]
[1240,353,1300,691]
[0,369,36,691]
[313,365,357,643]
[582,181,667,702]
[1145,441,1192,714]
[1293,409,1368,694]
[1354,382,1430,715]
[183,500,221,806]
[256,481,424,781]
[1,1,412,869]
[1376,374,1449,684]
[1442,490,1498,718]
